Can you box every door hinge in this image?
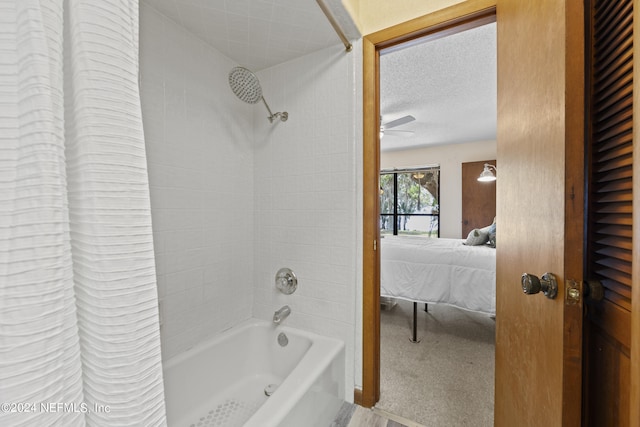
[374,239,377,251]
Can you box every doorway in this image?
[364,1,639,425]
[374,17,497,425]
[360,0,497,412]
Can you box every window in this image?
[380,167,440,237]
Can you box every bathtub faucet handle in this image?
[273,305,291,324]
[275,268,297,294]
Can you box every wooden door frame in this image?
[360,0,497,408]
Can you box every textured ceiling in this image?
[380,22,497,152]
[142,1,495,152]
[142,0,358,71]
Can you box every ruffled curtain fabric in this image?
[0,1,166,425]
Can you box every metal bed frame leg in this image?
[410,302,421,343]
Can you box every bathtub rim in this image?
[162,317,346,427]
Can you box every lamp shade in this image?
[477,163,497,182]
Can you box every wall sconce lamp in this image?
[477,163,497,182]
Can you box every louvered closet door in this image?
[585,0,634,424]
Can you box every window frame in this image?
[380,166,440,237]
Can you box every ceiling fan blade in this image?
[385,129,414,137]
[383,115,415,129]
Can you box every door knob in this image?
[521,272,558,299]
[584,280,604,302]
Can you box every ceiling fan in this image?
[380,115,415,138]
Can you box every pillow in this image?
[488,221,496,247]
[479,224,492,235]
[464,228,489,246]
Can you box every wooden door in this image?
[583,0,637,425]
[494,0,585,426]
[461,159,496,237]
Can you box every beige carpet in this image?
[376,300,495,427]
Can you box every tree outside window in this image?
[380,168,439,237]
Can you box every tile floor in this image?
[331,402,423,427]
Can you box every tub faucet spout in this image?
[273,305,291,324]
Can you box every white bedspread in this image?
[380,236,496,315]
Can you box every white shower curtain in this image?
[0,1,166,426]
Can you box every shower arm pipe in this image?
[316,0,353,52]
[261,97,288,123]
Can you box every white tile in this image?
[150,208,202,232]
[165,268,204,294]
[142,6,357,382]
[225,0,249,15]
[164,248,205,273]
[142,117,165,146]
[162,289,190,319]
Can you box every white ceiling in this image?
[142,0,358,71]
[380,22,497,152]
[142,1,496,152]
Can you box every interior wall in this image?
[139,2,360,396]
[381,140,496,238]
[342,0,465,35]
[139,3,255,361]
[252,43,360,399]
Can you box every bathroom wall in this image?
[139,3,255,361]
[342,0,465,35]
[139,3,360,397]
[381,140,497,238]
[252,44,360,398]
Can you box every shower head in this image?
[228,66,263,104]
[228,66,288,123]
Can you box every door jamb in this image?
[360,0,497,408]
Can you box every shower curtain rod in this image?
[316,0,353,52]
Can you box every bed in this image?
[380,235,496,341]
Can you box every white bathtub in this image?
[163,319,345,427]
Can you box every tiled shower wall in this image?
[139,3,359,395]
[140,3,255,360]
[252,46,359,396]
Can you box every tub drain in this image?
[264,383,278,397]
[277,332,288,347]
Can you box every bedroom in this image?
[375,18,497,426]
